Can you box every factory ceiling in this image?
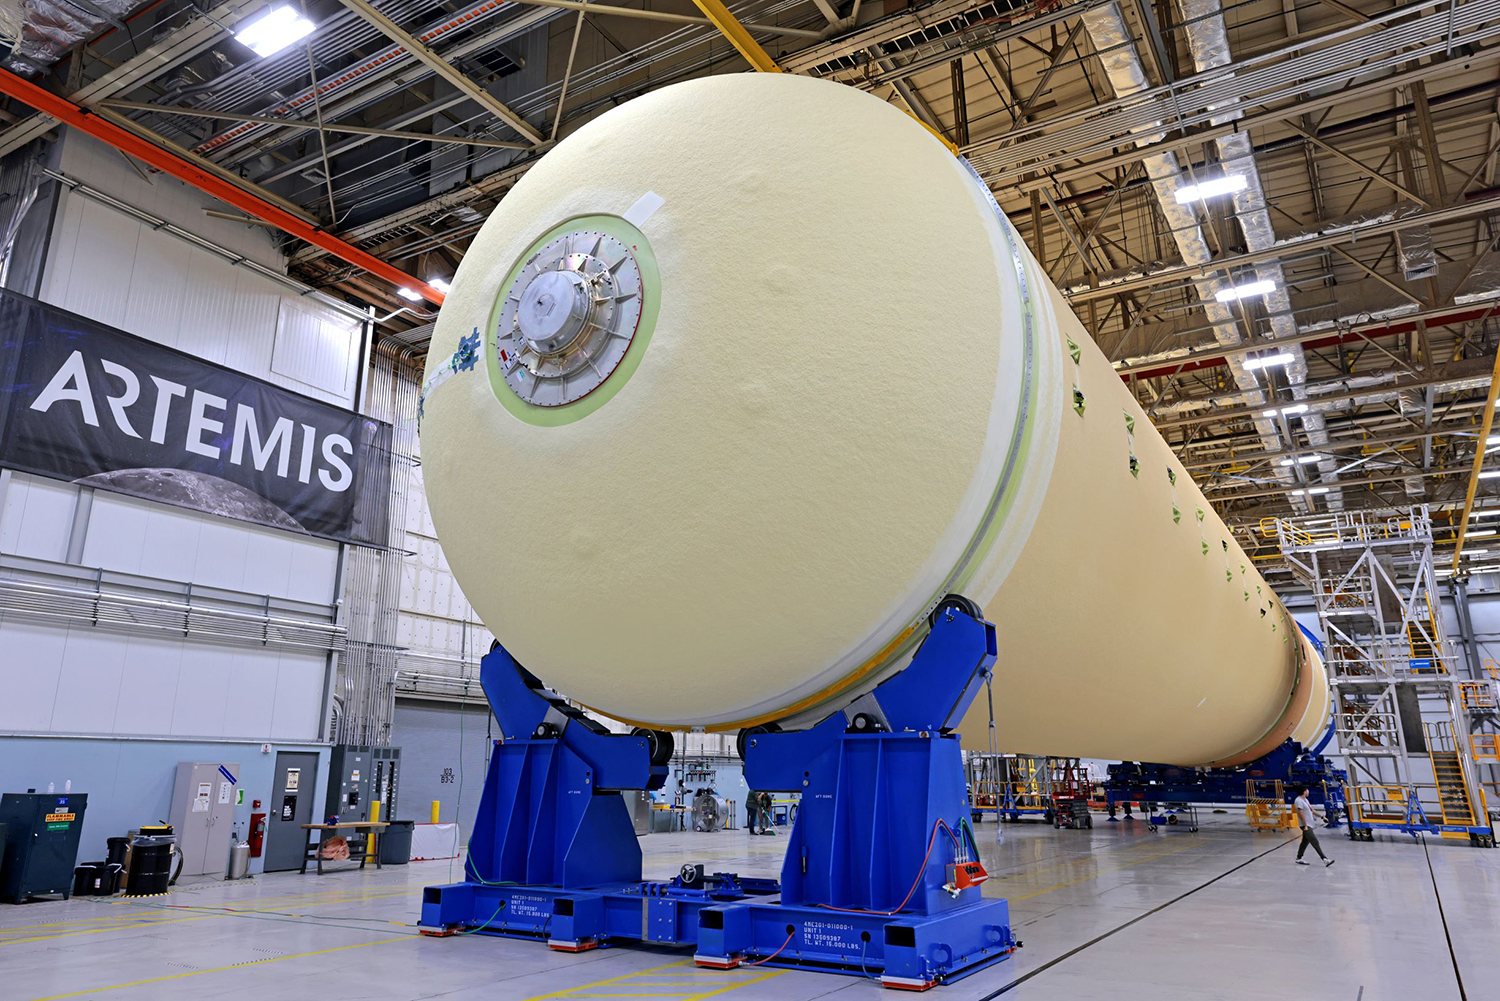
[2,0,1497,565]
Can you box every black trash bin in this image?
[378,820,414,865]
[72,861,104,896]
[125,835,174,896]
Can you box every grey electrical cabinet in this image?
[168,762,239,877]
[324,746,400,823]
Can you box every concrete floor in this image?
[3,814,1495,1000]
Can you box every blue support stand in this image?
[420,601,1018,990]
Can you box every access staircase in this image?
[1426,722,1479,839]
[1407,602,1445,673]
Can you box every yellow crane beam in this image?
[1451,346,1500,570]
[689,0,784,73]
[688,0,961,155]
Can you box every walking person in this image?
[757,790,776,835]
[745,790,760,834]
[1293,786,1334,867]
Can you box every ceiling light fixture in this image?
[396,287,422,302]
[1481,470,1500,480]
[234,5,316,58]
[1174,174,1248,203]
[427,277,452,294]
[1215,279,1277,303]
[1306,487,1330,495]
[1262,404,1310,418]
[1468,529,1498,538]
[1243,352,1295,370]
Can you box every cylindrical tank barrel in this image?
[419,74,1329,767]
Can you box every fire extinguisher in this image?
[248,800,267,858]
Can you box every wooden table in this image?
[300,822,389,874]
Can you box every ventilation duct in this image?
[1079,2,1302,505]
[1176,0,1340,509]
[5,0,140,74]
[1396,389,1429,497]
[1396,226,1440,280]
[1453,251,1500,305]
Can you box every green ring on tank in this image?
[484,214,660,427]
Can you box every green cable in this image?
[457,902,507,935]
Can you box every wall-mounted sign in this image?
[0,289,391,546]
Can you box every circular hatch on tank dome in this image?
[485,217,657,424]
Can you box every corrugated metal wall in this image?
[390,697,494,832]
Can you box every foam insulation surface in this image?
[958,237,1326,765]
[422,75,1029,728]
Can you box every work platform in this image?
[1263,507,1498,846]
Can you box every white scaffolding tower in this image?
[1265,506,1496,847]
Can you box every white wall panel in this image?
[0,472,77,562]
[135,501,204,583]
[75,489,149,569]
[224,648,280,737]
[113,634,185,735]
[273,300,358,398]
[170,645,236,737]
[77,490,338,603]
[191,514,254,589]
[284,534,339,605]
[50,627,128,733]
[45,195,139,328]
[58,133,282,269]
[397,451,494,665]
[174,250,241,366]
[0,617,67,731]
[270,652,326,740]
[219,273,285,378]
[122,223,192,340]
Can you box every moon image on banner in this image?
[76,468,304,532]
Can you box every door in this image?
[390,698,494,838]
[263,752,318,873]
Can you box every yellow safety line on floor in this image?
[1005,838,1211,902]
[1,913,223,946]
[1,887,421,944]
[23,933,407,1001]
[525,959,782,1001]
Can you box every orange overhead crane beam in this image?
[0,67,447,307]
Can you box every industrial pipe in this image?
[418,74,1330,767]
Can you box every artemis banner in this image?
[0,290,391,547]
